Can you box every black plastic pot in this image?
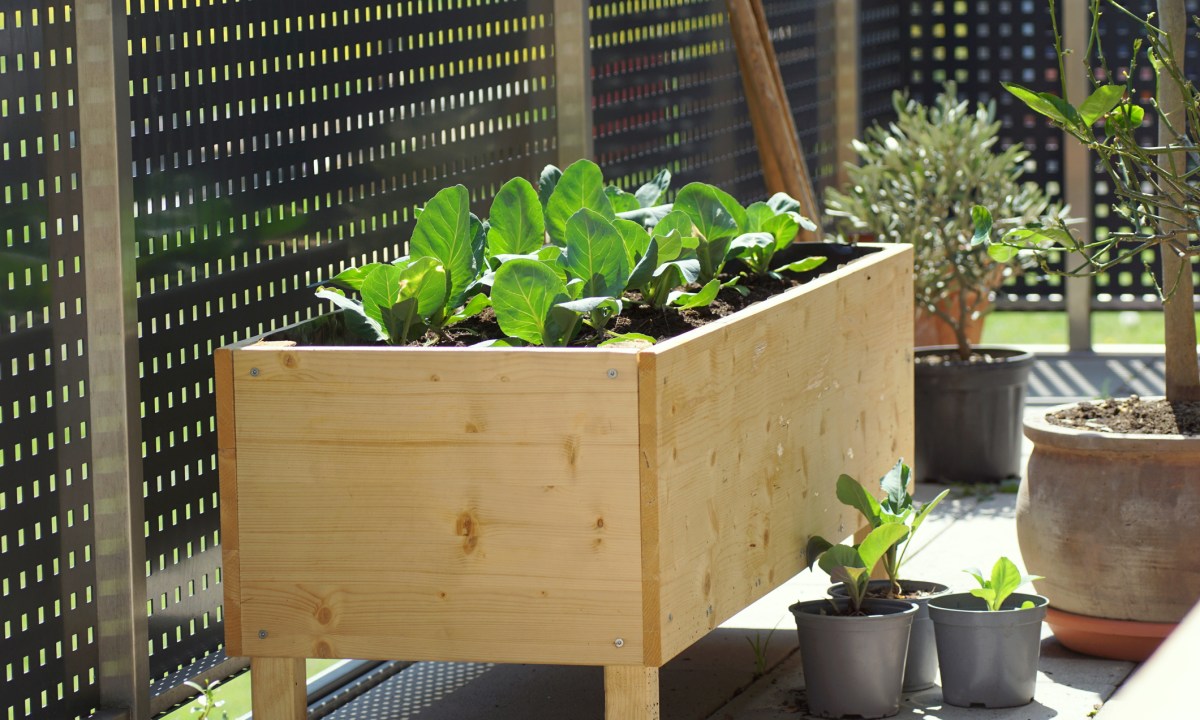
[914,347,1034,484]
[789,598,917,719]
[828,579,950,692]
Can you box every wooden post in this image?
[725,0,823,237]
[251,658,307,720]
[1062,0,1094,352]
[604,666,660,720]
[554,0,594,165]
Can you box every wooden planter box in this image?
[216,243,913,719]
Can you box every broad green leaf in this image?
[730,232,775,255]
[361,264,404,328]
[315,288,386,343]
[546,159,614,246]
[745,202,775,233]
[970,587,1001,611]
[805,535,834,570]
[763,213,800,250]
[626,237,659,291]
[488,177,546,256]
[538,165,562,209]
[654,209,697,242]
[1080,85,1125,126]
[410,184,476,307]
[674,183,742,243]
[990,556,1026,601]
[988,243,1020,263]
[635,169,671,208]
[971,205,993,246]
[605,185,641,214]
[1002,82,1070,123]
[447,292,491,325]
[617,203,675,229]
[545,303,584,345]
[564,208,630,298]
[766,192,802,215]
[491,258,570,345]
[835,474,882,524]
[614,217,652,269]
[599,331,656,346]
[654,229,684,263]
[669,278,720,309]
[879,460,911,510]
[817,544,863,577]
[777,256,826,274]
[325,263,383,293]
[857,524,911,573]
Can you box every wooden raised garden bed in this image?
[216,243,913,719]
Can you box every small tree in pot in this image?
[825,84,1060,357]
[974,0,1200,660]
[825,87,1063,483]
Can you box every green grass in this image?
[163,659,346,720]
[982,310,1200,346]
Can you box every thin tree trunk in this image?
[1157,0,1200,401]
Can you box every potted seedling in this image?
[806,460,950,691]
[792,524,917,719]
[928,556,1048,708]
[972,0,1200,661]
[825,85,1063,484]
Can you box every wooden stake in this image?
[726,0,823,239]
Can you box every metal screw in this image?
[706,605,713,616]
[258,630,268,639]
[613,638,624,648]
[250,367,260,377]
[606,368,618,379]
[667,613,673,622]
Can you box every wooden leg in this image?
[250,657,306,720]
[604,665,660,720]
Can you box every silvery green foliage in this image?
[824,85,1060,359]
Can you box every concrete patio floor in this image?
[323,348,1171,720]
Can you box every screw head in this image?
[606,368,618,379]
[250,367,260,377]
[613,638,624,648]
[258,629,268,639]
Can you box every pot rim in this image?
[928,591,1049,615]
[1025,398,1200,448]
[826,579,951,600]
[914,345,1035,364]
[789,597,918,622]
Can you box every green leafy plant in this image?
[730,194,825,278]
[806,460,949,598]
[745,619,782,677]
[811,524,911,614]
[316,159,823,346]
[965,556,1043,611]
[973,0,1200,401]
[825,84,1060,360]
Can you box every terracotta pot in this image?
[1018,405,1200,659]
[1043,607,1174,662]
[914,291,989,348]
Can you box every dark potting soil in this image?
[1047,395,1200,435]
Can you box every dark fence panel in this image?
[0,3,103,719]
[590,0,839,204]
[125,0,558,695]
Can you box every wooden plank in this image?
[636,351,664,668]
[645,245,914,661]
[250,657,306,720]
[229,349,645,665]
[604,666,660,720]
[214,348,243,656]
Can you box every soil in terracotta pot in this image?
[1047,395,1200,435]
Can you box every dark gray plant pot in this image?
[789,598,918,719]
[928,592,1049,708]
[914,346,1034,484]
[828,579,951,692]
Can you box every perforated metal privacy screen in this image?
[0,3,104,719]
[127,0,558,693]
[591,0,839,203]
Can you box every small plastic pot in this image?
[789,597,917,718]
[928,592,1049,708]
[828,579,950,692]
